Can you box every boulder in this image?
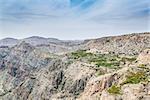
[137,49,150,64]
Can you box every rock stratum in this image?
[0,32,150,100]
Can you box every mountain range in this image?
[0,32,150,100]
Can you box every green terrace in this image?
[71,50,94,59]
[70,50,137,69]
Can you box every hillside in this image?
[84,32,150,55]
[0,32,150,100]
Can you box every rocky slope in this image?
[84,32,150,55]
[0,32,150,100]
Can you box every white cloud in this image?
[0,0,149,39]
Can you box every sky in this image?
[0,0,150,40]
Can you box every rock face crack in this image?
[52,70,64,89]
[69,78,87,95]
[15,78,36,100]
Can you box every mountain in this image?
[0,36,83,54]
[0,38,19,47]
[23,36,62,46]
[0,36,83,47]
[0,32,150,100]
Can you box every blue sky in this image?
[0,0,149,40]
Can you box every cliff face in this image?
[0,32,150,100]
[0,42,93,100]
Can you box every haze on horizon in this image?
[0,0,149,40]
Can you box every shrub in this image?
[122,71,148,84]
[96,62,112,67]
[107,85,121,95]
[121,57,136,62]
[138,64,147,68]
[89,57,106,63]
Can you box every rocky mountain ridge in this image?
[84,32,150,55]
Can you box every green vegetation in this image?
[138,64,150,71]
[89,57,107,63]
[71,50,93,59]
[122,71,148,84]
[120,57,136,62]
[138,64,147,68]
[107,85,121,95]
[70,50,137,69]
[89,54,120,68]
[71,50,121,69]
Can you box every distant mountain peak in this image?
[24,36,59,40]
[0,38,19,47]
[25,36,47,39]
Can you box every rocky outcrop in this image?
[79,67,128,100]
[137,49,150,64]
